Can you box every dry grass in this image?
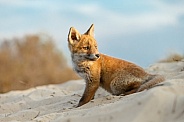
[158,52,184,63]
[0,34,79,93]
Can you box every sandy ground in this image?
[0,61,184,122]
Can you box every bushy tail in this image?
[137,75,165,92]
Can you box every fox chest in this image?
[75,68,90,79]
[72,62,92,79]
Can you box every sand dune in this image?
[0,61,184,122]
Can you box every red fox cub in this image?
[68,24,165,107]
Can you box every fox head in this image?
[68,24,100,62]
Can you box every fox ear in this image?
[84,24,94,37]
[68,27,81,45]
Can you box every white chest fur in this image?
[72,61,94,79]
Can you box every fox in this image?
[68,24,165,107]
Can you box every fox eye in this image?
[83,46,90,50]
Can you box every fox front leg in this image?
[78,81,99,107]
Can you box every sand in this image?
[0,61,184,122]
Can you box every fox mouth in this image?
[85,54,100,61]
[72,53,100,61]
[86,57,98,61]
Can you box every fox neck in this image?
[71,54,85,62]
[71,54,95,78]
[71,54,95,67]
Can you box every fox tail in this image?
[137,75,165,92]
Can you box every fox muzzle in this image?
[86,54,100,61]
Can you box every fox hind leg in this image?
[110,78,141,96]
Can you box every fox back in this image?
[68,24,165,107]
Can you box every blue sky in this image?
[0,0,184,67]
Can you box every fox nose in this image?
[95,54,100,58]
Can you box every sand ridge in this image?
[0,61,184,122]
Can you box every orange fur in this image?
[68,24,165,107]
